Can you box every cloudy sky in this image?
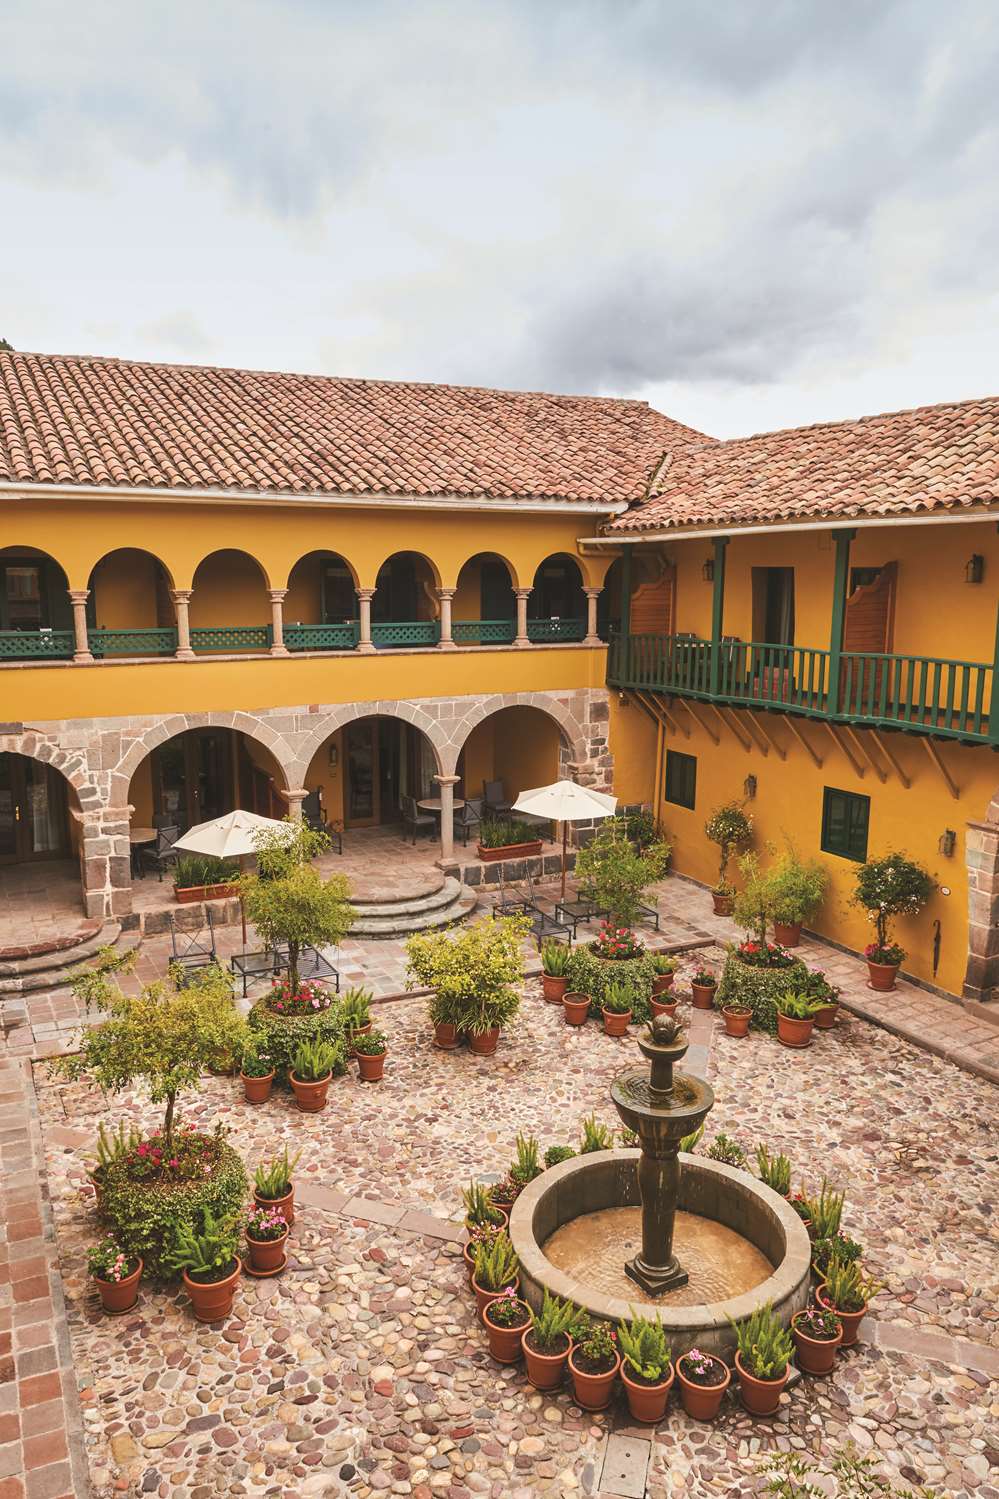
[2,0,998,437]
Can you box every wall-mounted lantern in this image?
[965,554,984,584]
[702,558,715,583]
[938,828,956,857]
[744,774,757,800]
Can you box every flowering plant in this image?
[125,1125,223,1184]
[793,1306,841,1341]
[267,978,332,1016]
[852,853,934,953]
[592,923,644,962]
[691,967,717,987]
[864,941,905,967]
[735,940,796,970]
[576,1320,617,1370]
[246,1206,289,1242]
[789,1193,812,1223]
[87,1237,139,1282]
[678,1346,726,1386]
[485,1286,530,1327]
[704,802,753,889]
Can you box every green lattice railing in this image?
[451,619,517,645]
[89,627,178,657]
[371,620,441,647]
[0,629,74,659]
[527,617,586,643]
[190,626,273,653]
[284,622,360,651]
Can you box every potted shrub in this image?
[462,1220,501,1281]
[470,1230,519,1319]
[618,1311,674,1423]
[768,846,827,946]
[731,1303,793,1415]
[522,1290,579,1389]
[811,1231,863,1282]
[852,852,934,991]
[165,1207,241,1323]
[579,1114,615,1152]
[407,915,528,1056]
[544,1143,576,1168]
[481,1285,531,1363]
[476,815,543,863]
[568,1321,620,1411]
[244,1205,289,1275]
[601,978,634,1036]
[564,926,663,1026]
[289,1037,337,1111]
[540,940,571,1003]
[649,953,677,995]
[240,819,352,993]
[715,940,808,1035]
[253,1146,301,1226]
[705,1133,748,1169]
[690,968,717,1010]
[791,1305,842,1375]
[650,992,679,1019]
[239,1040,275,1105]
[754,1145,791,1198]
[573,820,670,929]
[509,1133,543,1191]
[88,1238,142,1315]
[247,979,346,1087]
[816,1258,883,1347]
[462,1180,507,1237]
[172,854,240,904]
[788,1193,812,1232]
[704,802,753,915]
[801,969,840,1029]
[354,1028,387,1081]
[429,992,460,1050]
[775,991,823,1048]
[341,987,373,1055]
[676,1346,730,1421]
[721,999,751,1037]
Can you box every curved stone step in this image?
[0,926,138,996]
[350,877,466,921]
[349,886,478,938]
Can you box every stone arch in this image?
[964,788,999,1001]
[445,692,589,778]
[289,700,451,791]
[109,712,296,809]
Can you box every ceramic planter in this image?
[357,1051,386,1081]
[563,992,590,1026]
[791,1314,842,1374]
[94,1258,142,1314]
[722,1007,751,1037]
[433,1022,459,1050]
[471,1273,519,1320]
[477,840,543,863]
[621,1363,674,1423]
[601,1007,632,1037]
[773,920,802,947]
[183,1258,241,1322]
[651,973,674,995]
[691,983,716,1010]
[734,1351,788,1415]
[568,1348,620,1411]
[468,1027,500,1056]
[815,1286,866,1347]
[650,995,679,1019]
[241,1070,275,1104]
[254,1184,294,1227]
[522,1330,572,1390]
[776,1013,814,1048]
[482,1299,530,1363]
[245,1228,289,1274]
[867,960,898,992]
[711,892,734,916]
[289,1070,333,1111]
[814,1002,839,1030]
[175,882,239,904]
[677,1358,730,1420]
[542,974,568,1003]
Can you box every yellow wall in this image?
[492,707,561,798]
[190,551,269,628]
[90,550,163,629]
[304,728,346,826]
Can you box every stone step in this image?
[349,877,465,921]
[0,926,139,996]
[349,886,478,938]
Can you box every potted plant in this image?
[429,992,460,1050]
[705,1133,747,1169]
[676,1346,730,1421]
[172,854,241,904]
[568,1321,620,1411]
[544,1143,576,1168]
[239,1040,275,1105]
[801,969,840,1029]
[690,968,717,1010]
[354,1028,387,1081]
[601,978,634,1037]
[649,953,677,995]
[730,1303,793,1415]
[522,1290,579,1389]
[341,986,374,1055]
[815,1258,883,1347]
[253,1147,301,1226]
[579,1114,615,1152]
[650,991,679,1019]
[88,1237,142,1314]
[574,820,671,929]
[788,1193,812,1232]
[767,846,827,946]
[509,1133,543,1190]
[481,1285,531,1363]
[800,1180,845,1244]
[811,1231,863,1281]
[618,1312,674,1423]
[247,979,346,1087]
[790,1305,842,1375]
[85,1120,142,1215]
[462,1220,501,1280]
[289,1037,337,1111]
[407,914,528,1056]
[540,940,571,1003]
[754,1145,791,1198]
[244,1205,289,1276]
[562,990,591,1027]
[775,991,823,1048]
[704,802,752,915]
[165,1207,241,1322]
[470,1231,519,1319]
[462,1179,507,1233]
[852,852,934,991]
[721,999,751,1037]
[476,815,543,863]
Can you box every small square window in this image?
[664,750,696,810]
[821,787,870,861]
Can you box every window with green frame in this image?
[820,787,870,861]
[663,750,696,810]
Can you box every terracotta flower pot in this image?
[482,1299,530,1363]
[241,1070,275,1105]
[677,1358,730,1421]
[347,1020,373,1058]
[773,920,802,947]
[94,1258,142,1315]
[289,1070,333,1111]
[792,1314,842,1375]
[815,1285,867,1347]
[722,1007,751,1037]
[469,1027,499,1056]
[254,1184,294,1228]
[691,983,716,1010]
[246,1228,289,1274]
[542,974,568,1003]
[183,1258,241,1322]
[568,1347,620,1411]
[471,1273,519,1320]
[867,960,898,992]
[650,996,679,1019]
[601,1007,632,1037]
[621,1363,674,1423]
[814,1002,839,1030]
[776,1013,814,1049]
[522,1329,572,1390]
[357,1051,386,1081]
[433,1022,459,1050]
[563,992,590,1026]
[734,1350,788,1416]
[712,892,734,916]
[651,973,674,995]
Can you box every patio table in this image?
[129,827,157,877]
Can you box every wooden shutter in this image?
[841,564,896,712]
[630,561,676,636]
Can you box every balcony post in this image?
[828,529,856,715]
[434,774,460,860]
[68,589,93,664]
[171,589,195,660]
[514,588,532,648]
[707,537,729,697]
[583,587,602,646]
[268,589,290,656]
[436,588,457,650]
[356,588,376,653]
[989,603,999,743]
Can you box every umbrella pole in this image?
[239,854,247,948]
[561,820,567,900]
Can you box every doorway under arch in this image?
[0,751,85,935]
[304,716,441,831]
[457,704,566,812]
[127,727,288,834]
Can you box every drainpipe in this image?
[707,538,729,697]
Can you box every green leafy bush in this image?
[477,816,534,848]
[730,1302,793,1379]
[574,820,670,927]
[801,1179,845,1239]
[715,950,809,1034]
[706,1133,747,1168]
[564,945,659,1022]
[618,1311,671,1383]
[407,915,529,1037]
[164,1206,241,1282]
[704,802,753,893]
[768,845,827,926]
[759,1449,936,1499]
[247,994,346,1083]
[239,820,352,993]
[852,851,934,960]
[543,1144,576,1168]
[173,855,239,890]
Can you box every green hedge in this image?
[100,1138,247,1280]
[564,948,659,1023]
[715,951,809,1034]
[247,998,347,1083]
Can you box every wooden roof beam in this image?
[784,715,824,768]
[675,697,720,744]
[843,725,887,783]
[748,712,787,760]
[922,737,960,800]
[823,722,865,777]
[738,712,770,756]
[869,730,911,789]
[711,704,751,751]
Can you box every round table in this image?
[417,798,465,813]
[129,827,157,845]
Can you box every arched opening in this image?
[190,549,271,653]
[284,550,359,650]
[457,705,565,817]
[304,716,441,831]
[529,554,586,642]
[597,556,624,642]
[0,547,73,659]
[453,552,517,645]
[127,727,288,836]
[372,552,440,647]
[87,548,177,657]
[0,752,84,931]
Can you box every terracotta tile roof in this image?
[611,396,999,532]
[0,350,703,505]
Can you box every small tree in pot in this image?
[767,844,827,946]
[240,820,353,996]
[574,819,670,928]
[704,802,753,913]
[407,914,529,1055]
[851,852,934,991]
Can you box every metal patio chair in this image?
[139,824,181,881]
[169,907,218,986]
[401,794,435,844]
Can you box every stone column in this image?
[268,589,290,656]
[69,589,93,663]
[434,774,461,861]
[514,588,532,648]
[583,587,602,646]
[356,588,376,653]
[282,787,307,822]
[171,588,195,660]
[436,588,457,649]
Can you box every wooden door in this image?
[0,754,67,863]
[630,562,676,635]
[841,564,896,712]
[345,721,380,827]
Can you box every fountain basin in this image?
[509,1149,812,1361]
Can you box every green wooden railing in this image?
[608,633,995,745]
[451,619,517,645]
[527,617,586,643]
[190,625,273,653]
[284,622,360,651]
[371,620,441,647]
[89,627,178,657]
[0,629,74,659]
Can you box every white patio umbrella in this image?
[511,779,617,898]
[174,810,290,944]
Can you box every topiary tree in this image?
[851,852,935,961]
[240,819,353,992]
[574,819,671,927]
[704,802,753,894]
